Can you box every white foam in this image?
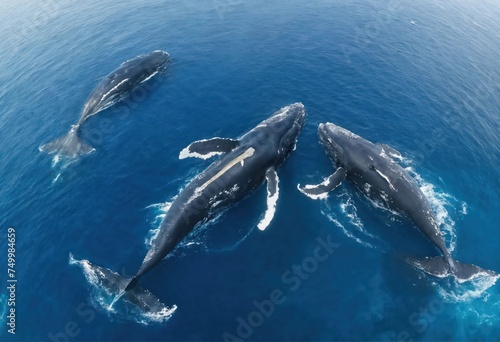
[461,202,468,215]
[145,201,173,247]
[323,210,374,249]
[365,195,402,218]
[404,166,460,252]
[69,253,177,325]
[52,172,62,184]
[69,253,100,287]
[339,194,365,231]
[143,305,178,323]
[258,170,279,231]
[436,274,500,303]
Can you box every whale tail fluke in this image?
[406,256,496,282]
[70,255,176,320]
[39,128,95,157]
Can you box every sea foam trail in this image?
[69,254,177,325]
[403,165,466,253]
[321,190,384,249]
[49,154,79,184]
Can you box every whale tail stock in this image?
[70,255,175,317]
[39,127,94,157]
[125,276,139,291]
[406,255,496,282]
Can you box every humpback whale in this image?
[39,50,170,157]
[299,122,496,282]
[77,103,306,310]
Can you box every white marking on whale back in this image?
[375,169,397,191]
[191,148,255,200]
[258,169,279,231]
[101,78,129,103]
[141,70,159,84]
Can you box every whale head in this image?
[318,122,364,167]
[260,103,306,158]
[145,50,171,71]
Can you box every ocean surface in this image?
[1,0,499,340]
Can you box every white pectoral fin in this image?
[257,168,279,231]
[179,137,240,160]
[298,167,347,200]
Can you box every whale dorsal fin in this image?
[297,167,347,200]
[179,137,239,160]
[377,143,402,160]
[257,167,279,231]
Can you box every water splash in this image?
[69,254,177,325]
[319,155,468,254]
[321,189,384,249]
[49,153,79,184]
[435,273,500,303]
[404,166,463,252]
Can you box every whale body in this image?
[40,50,170,157]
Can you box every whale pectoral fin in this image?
[257,168,279,231]
[297,167,347,200]
[179,138,239,160]
[378,143,402,159]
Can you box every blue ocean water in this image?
[1,0,499,340]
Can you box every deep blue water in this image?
[1,0,500,340]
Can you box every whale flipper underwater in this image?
[40,50,170,158]
[299,122,496,282]
[76,103,306,312]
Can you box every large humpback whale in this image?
[40,50,170,157]
[299,122,495,281]
[77,103,306,309]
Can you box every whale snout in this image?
[319,122,359,141]
[147,50,170,69]
[287,102,307,128]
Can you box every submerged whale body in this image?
[299,122,496,282]
[39,50,170,157]
[77,103,306,311]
